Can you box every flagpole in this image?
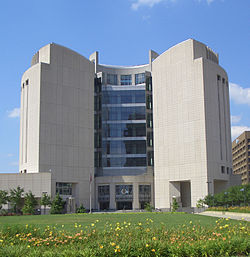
[89,173,92,214]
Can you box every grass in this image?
[0,213,249,256]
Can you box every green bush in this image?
[50,194,65,214]
[76,204,86,213]
[22,191,37,215]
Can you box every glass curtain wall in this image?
[102,78,147,170]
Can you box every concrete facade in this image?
[232,131,250,184]
[0,39,239,212]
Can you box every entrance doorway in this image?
[116,201,132,210]
[99,201,109,210]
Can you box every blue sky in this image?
[0,0,249,173]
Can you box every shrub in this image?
[50,194,65,214]
[22,191,38,215]
[76,204,86,213]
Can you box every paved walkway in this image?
[197,211,250,222]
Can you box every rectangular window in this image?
[56,182,72,195]
[120,75,132,85]
[135,73,145,85]
[221,166,225,174]
[107,74,118,85]
[98,185,110,201]
[115,185,133,200]
[139,185,151,202]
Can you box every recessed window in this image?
[221,166,225,174]
[135,73,145,85]
[107,74,118,85]
[56,182,72,195]
[222,78,225,84]
[26,79,29,85]
[120,75,132,85]
[217,75,221,81]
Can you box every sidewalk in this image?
[197,211,250,222]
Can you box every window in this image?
[115,185,133,200]
[107,74,118,85]
[222,78,225,84]
[139,185,151,202]
[120,75,132,85]
[217,75,221,81]
[98,185,110,201]
[56,182,72,195]
[221,166,225,174]
[26,79,29,85]
[135,73,145,85]
[227,167,229,174]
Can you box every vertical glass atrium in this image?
[94,71,153,177]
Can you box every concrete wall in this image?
[19,43,95,208]
[0,173,51,196]
[152,39,232,209]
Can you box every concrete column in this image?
[109,183,116,210]
[133,182,139,210]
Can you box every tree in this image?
[22,191,38,215]
[0,190,9,210]
[196,198,205,209]
[204,194,214,207]
[40,193,51,215]
[172,198,179,212]
[50,194,65,214]
[9,186,24,214]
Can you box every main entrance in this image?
[116,201,132,210]
[99,201,109,210]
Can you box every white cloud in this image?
[229,82,250,106]
[231,126,250,140]
[10,161,19,166]
[231,115,241,124]
[131,0,175,10]
[7,108,20,118]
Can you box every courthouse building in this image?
[0,39,240,211]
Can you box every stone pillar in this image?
[133,182,139,210]
[109,183,116,210]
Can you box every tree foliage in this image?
[203,184,250,207]
[40,193,51,215]
[0,190,9,210]
[172,198,179,212]
[50,194,65,214]
[9,186,24,214]
[22,191,38,215]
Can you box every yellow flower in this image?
[152,249,156,252]
[100,245,103,249]
[116,245,120,249]
[91,223,95,227]
[110,242,116,246]
[146,243,149,247]
[152,237,156,241]
[138,223,142,226]
[0,240,3,243]
[27,245,30,248]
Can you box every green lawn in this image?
[0,213,249,256]
[0,212,241,230]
